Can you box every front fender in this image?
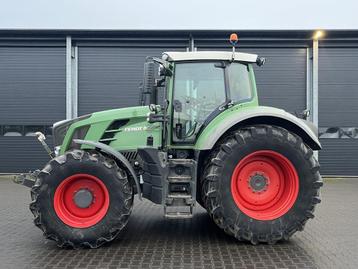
[73,139,142,200]
[195,106,321,151]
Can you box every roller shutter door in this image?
[78,46,186,115]
[195,45,307,113]
[247,48,306,113]
[0,46,65,173]
[318,47,358,176]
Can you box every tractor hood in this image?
[56,106,162,154]
[89,106,150,122]
[53,106,149,145]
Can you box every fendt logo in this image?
[123,126,148,132]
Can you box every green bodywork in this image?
[59,63,259,154]
[60,103,260,154]
[58,59,320,155]
[59,106,162,154]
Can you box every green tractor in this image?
[16,34,322,248]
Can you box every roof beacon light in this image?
[229,33,239,45]
[229,33,239,61]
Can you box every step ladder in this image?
[164,159,197,219]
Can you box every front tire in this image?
[30,150,133,248]
[201,125,322,244]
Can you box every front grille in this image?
[53,114,91,146]
[52,121,71,146]
[121,151,138,163]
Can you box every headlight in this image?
[52,119,73,147]
[52,114,91,147]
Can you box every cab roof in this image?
[163,51,258,63]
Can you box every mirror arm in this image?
[156,78,165,87]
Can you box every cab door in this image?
[171,62,227,144]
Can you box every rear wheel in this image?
[201,125,322,244]
[30,150,133,248]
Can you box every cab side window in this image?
[228,63,253,103]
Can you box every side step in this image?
[164,159,197,219]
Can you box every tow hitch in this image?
[13,170,40,188]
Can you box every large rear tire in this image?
[30,150,133,248]
[201,125,322,244]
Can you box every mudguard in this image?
[73,139,142,200]
[195,106,321,151]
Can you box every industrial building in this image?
[0,29,357,175]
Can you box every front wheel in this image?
[201,125,322,244]
[30,150,133,248]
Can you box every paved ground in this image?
[0,177,357,269]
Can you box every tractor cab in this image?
[141,50,265,146]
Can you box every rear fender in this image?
[195,106,321,151]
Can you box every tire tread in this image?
[201,124,322,244]
[29,149,133,249]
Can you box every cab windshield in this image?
[172,62,253,143]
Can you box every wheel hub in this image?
[54,174,110,228]
[73,188,94,208]
[249,173,268,192]
[231,150,299,220]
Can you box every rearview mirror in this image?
[256,57,266,67]
[159,64,173,76]
[143,61,156,104]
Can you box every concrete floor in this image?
[0,177,357,269]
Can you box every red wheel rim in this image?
[231,150,299,220]
[54,174,110,228]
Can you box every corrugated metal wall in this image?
[0,46,65,173]
[318,47,358,175]
[243,47,307,113]
[194,42,307,113]
[0,137,54,172]
[78,46,186,115]
[0,32,357,176]
[0,47,66,124]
